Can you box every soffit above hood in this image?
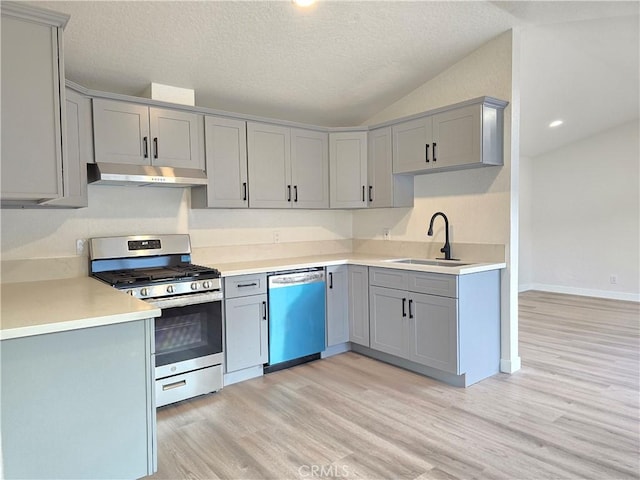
[87,162,208,187]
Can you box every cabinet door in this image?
[326,265,349,346]
[329,132,368,209]
[149,107,204,170]
[431,104,481,171]
[225,294,268,372]
[348,265,370,347]
[1,14,63,201]
[369,286,407,358]
[195,116,248,208]
[42,88,89,207]
[247,122,292,208]
[392,116,432,174]
[408,292,458,373]
[367,127,393,208]
[291,128,329,209]
[93,99,150,165]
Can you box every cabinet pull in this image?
[408,299,414,319]
[362,185,365,202]
[425,144,430,163]
[162,380,186,391]
[402,298,407,318]
[143,137,149,158]
[262,301,267,320]
[237,282,258,288]
[329,272,333,289]
[153,137,158,159]
[242,182,247,201]
[294,185,298,202]
[433,142,437,162]
[287,185,292,202]
[369,185,373,202]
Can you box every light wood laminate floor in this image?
[147,291,640,480]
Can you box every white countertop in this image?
[0,277,160,340]
[216,253,506,277]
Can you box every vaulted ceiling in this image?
[30,1,640,158]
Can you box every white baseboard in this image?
[223,365,263,386]
[518,283,533,293]
[526,283,639,302]
[500,357,521,373]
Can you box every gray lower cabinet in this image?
[1,3,68,205]
[1,319,156,479]
[348,265,370,347]
[224,274,268,373]
[326,265,349,346]
[367,267,500,385]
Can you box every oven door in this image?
[150,293,223,379]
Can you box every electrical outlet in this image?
[76,239,86,256]
[383,228,391,241]
[273,231,280,244]
[609,275,618,285]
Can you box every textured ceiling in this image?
[29,0,640,157]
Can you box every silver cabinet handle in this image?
[162,380,186,391]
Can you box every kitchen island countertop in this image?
[0,277,160,340]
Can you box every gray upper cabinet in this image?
[93,98,204,170]
[192,116,248,208]
[367,127,413,208]
[348,265,370,347]
[247,122,328,209]
[326,265,349,347]
[329,131,368,209]
[1,3,68,205]
[247,122,292,208]
[392,99,505,175]
[291,128,329,209]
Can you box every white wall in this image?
[518,155,533,289]
[0,186,352,260]
[521,120,639,301]
[354,30,521,372]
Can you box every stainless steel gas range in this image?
[89,234,223,407]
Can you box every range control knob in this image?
[203,281,211,289]
[191,282,199,291]
[140,288,149,296]
[127,290,135,296]
[166,285,174,294]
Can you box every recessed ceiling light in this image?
[549,120,564,128]
[293,0,315,6]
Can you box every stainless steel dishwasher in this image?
[265,268,326,373]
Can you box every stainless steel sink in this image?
[389,259,470,267]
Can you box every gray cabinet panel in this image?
[431,104,481,170]
[247,122,292,208]
[291,128,329,209]
[1,11,64,202]
[225,294,269,372]
[193,116,248,208]
[369,267,409,290]
[93,99,150,165]
[369,285,406,357]
[367,126,413,208]
[329,131,368,209]
[1,320,155,479]
[326,265,349,346]
[408,292,458,373]
[392,116,432,174]
[348,265,370,347]
[149,107,204,169]
[408,271,457,298]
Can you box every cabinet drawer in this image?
[225,274,267,298]
[369,268,408,290]
[409,272,457,298]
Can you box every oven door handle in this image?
[148,291,223,309]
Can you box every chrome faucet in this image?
[427,212,453,260]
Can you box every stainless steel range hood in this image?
[88,162,208,187]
